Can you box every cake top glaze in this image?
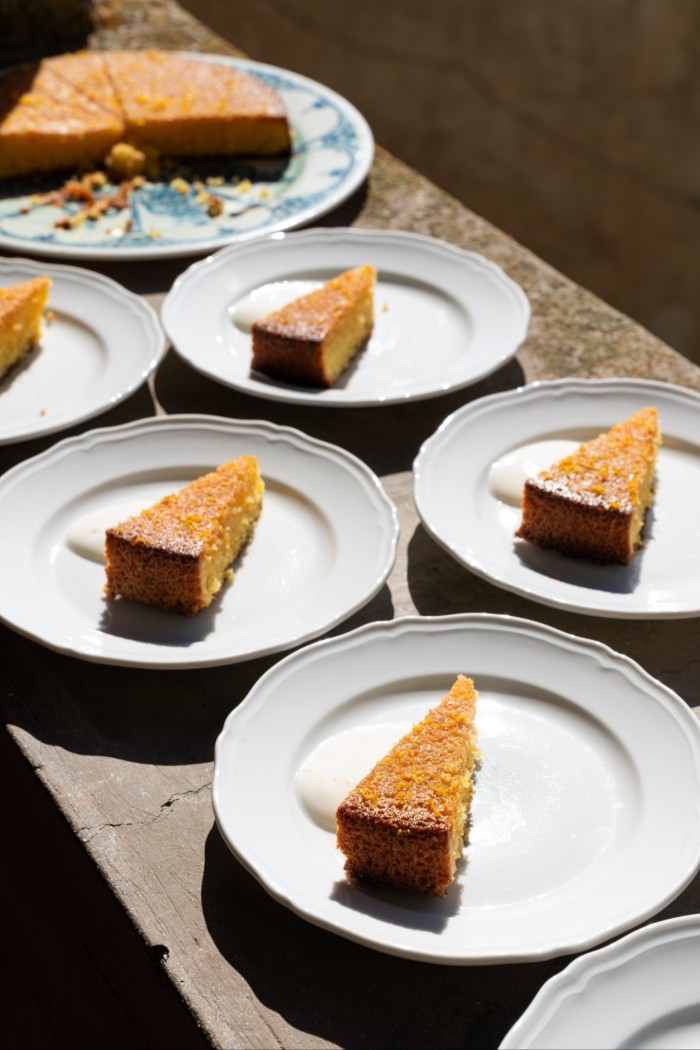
[527,406,660,513]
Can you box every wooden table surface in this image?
[1,4,699,1048]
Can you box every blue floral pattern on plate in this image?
[0,55,374,260]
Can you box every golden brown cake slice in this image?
[0,276,52,380]
[336,675,479,897]
[104,456,264,616]
[516,407,661,565]
[102,51,291,156]
[0,63,124,178]
[251,265,376,388]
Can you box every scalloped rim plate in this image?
[414,378,700,618]
[0,414,399,667]
[0,55,374,260]
[0,256,165,444]
[213,614,700,963]
[162,227,530,406]
[500,915,700,1049]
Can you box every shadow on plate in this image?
[512,495,657,595]
[161,153,291,186]
[1,581,395,767]
[98,590,222,648]
[513,538,646,596]
[95,541,258,646]
[623,1003,700,1050]
[329,850,469,934]
[0,342,43,393]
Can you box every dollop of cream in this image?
[230,280,322,333]
[489,439,581,506]
[65,501,144,564]
[296,723,408,832]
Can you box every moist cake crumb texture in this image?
[336,675,479,897]
[251,265,376,388]
[0,275,52,381]
[104,455,264,616]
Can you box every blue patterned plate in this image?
[0,55,374,261]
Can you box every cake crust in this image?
[336,675,479,897]
[516,407,660,565]
[251,265,376,388]
[104,456,264,615]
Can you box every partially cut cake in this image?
[251,265,376,388]
[0,275,52,380]
[0,50,291,180]
[516,407,661,565]
[336,675,479,897]
[104,456,264,615]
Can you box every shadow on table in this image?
[200,821,564,1049]
[154,345,526,478]
[0,583,394,768]
[0,379,158,476]
[405,521,700,708]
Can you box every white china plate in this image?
[212,614,700,963]
[0,56,374,260]
[414,378,700,618]
[0,256,165,444]
[500,914,700,1049]
[0,415,398,667]
[162,227,530,406]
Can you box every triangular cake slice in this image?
[336,675,479,897]
[104,456,264,615]
[0,276,52,380]
[516,406,660,565]
[251,265,376,388]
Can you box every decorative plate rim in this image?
[162,226,531,407]
[413,377,700,618]
[499,913,700,1048]
[213,612,700,963]
[0,254,166,444]
[0,413,400,666]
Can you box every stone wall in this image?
[181,0,700,365]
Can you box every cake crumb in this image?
[169,177,190,194]
[105,142,145,179]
